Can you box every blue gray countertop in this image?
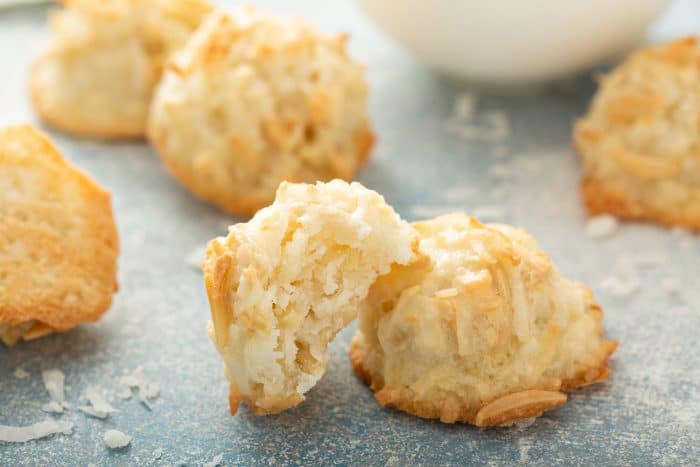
[0,1,698,465]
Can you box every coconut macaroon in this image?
[203,180,415,415]
[30,0,212,139]
[148,6,374,216]
[0,125,119,346]
[574,36,700,230]
[350,213,616,426]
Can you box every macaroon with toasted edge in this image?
[202,180,416,415]
[350,213,616,426]
[0,125,119,345]
[30,0,212,139]
[574,36,700,230]
[148,6,374,216]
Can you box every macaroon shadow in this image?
[2,323,113,365]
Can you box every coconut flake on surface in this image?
[600,265,640,298]
[13,367,29,379]
[0,420,73,443]
[103,429,131,449]
[41,369,69,413]
[444,92,511,142]
[120,367,160,410]
[117,385,133,400]
[154,447,164,460]
[138,382,160,410]
[204,453,224,467]
[79,386,117,419]
[584,215,619,239]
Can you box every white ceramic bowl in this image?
[358,0,669,86]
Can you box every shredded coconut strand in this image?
[600,267,640,297]
[41,369,69,413]
[103,429,131,449]
[79,386,117,419]
[0,420,73,443]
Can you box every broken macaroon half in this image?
[350,213,616,426]
[0,124,119,345]
[202,180,416,415]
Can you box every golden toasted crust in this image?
[151,122,374,216]
[350,331,615,426]
[0,125,119,344]
[574,36,700,230]
[581,177,700,231]
[30,0,212,140]
[148,7,374,216]
[350,214,616,426]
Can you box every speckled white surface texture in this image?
[1,1,699,465]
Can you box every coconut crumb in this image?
[600,273,640,297]
[154,447,164,460]
[117,385,133,400]
[204,453,224,467]
[103,429,131,449]
[79,386,117,419]
[0,420,73,443]
[584,215,619,239]
[119,367,160,410]
[13,367,29,379]
[41,369,70,413]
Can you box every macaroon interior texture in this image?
[203,180,416,415]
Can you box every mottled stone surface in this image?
[1,1,698,465]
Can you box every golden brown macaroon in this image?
[203,180,416,415]
[0,125,119,345]
[148,6,374,216]
[574,36,700,230]
[30,0,212,139]
[350,213,616,426]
